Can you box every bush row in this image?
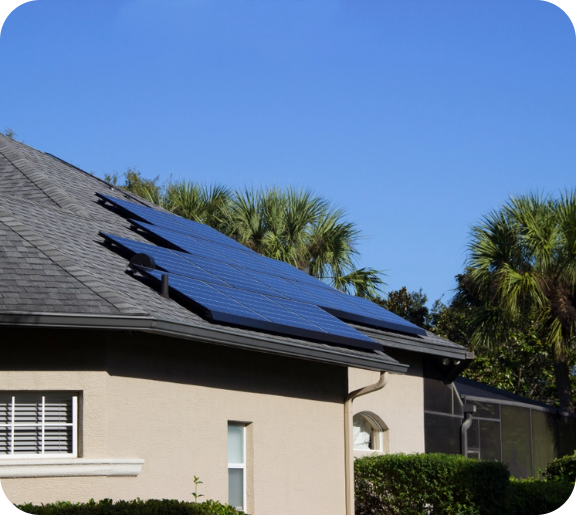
[16,454,576,515]
[508,479,574,515]
[355,453,575,515]
[16,499,245,515]
[542,451,576,482]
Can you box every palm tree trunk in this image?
[553,348,574,413]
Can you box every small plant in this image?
[192,475,204,503]
[3,127,16,139]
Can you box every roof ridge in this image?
[0,207,148,316]
[0,140,92,218]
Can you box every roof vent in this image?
[129,253,156,270]
[160,274,170,299]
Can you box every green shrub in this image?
[354,453,510,515]
[16,498,245,515]
[507,479,575,515]
[543,452,576,483]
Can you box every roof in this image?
[455,377,575,415]
[0,134,468,372]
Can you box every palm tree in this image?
[166,182,232,232]
[224,187,384,296]
[464,192,576,412]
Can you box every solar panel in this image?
[241,270,324,303]
[98,193,191,232]
[130,218,338,291]
[98,192,427,339]
[100,232,229,285]
[170,216,252,251]
[98,193,248,251]
[130,220,294,278]
[138,269,379,350]
[257,254,335,290]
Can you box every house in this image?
[0,133,471,515]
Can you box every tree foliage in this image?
[167,182,232,230]
[223,187,383,296]
[460,193,576,412]
[373,287,431,328]
[379,281,576,408]
[104,168,164,205]
[432,293,573,407]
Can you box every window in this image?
[353,412,385,452]
[228,423,245,511]
[0,393,77,458]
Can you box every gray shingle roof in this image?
[0,134,468,371]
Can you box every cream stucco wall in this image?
[349,349,425,458]
[0,328,347,515]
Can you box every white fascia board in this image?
[0,458,144,478]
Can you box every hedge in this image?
[354,453,575,515]
[354,453,510,515]
[543,452,576,483]
[16,499,245,515]
[508,479,575,515]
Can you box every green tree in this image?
[462,193,576,412]
[373,287,430,328]
[104,168,164,205]
[431,292,574,406]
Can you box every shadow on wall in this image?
[0,327,348,403]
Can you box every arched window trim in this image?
[353,412,387,452]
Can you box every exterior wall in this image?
[0,328,347,515]
[350,349,425,458]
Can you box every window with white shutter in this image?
[0,393,77,458]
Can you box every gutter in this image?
[344,371,388,515]
[0,312,408,373]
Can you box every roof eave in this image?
[358,329,471,360]
[0,312,408,374]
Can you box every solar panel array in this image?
[97,193,427,349]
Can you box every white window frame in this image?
[227,423,246,513]
[0,393,78,459]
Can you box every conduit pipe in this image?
[344,371,388,515]
[460,404,476,455]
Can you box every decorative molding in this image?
[0,458,144,478]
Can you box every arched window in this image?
[353,412,388,452]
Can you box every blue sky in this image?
[1,0,575,304]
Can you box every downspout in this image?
[344,371,388,515]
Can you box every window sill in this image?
[0,458,144,478]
